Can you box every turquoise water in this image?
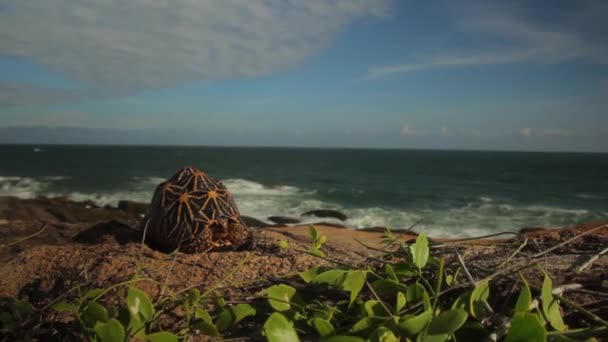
[1,144,607,236]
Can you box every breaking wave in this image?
[1,175,606,237]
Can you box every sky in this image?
[0,0,607,152]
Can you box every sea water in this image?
[1,145,607,237]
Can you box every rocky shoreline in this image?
[1,195,607,339]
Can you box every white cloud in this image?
[364,1,608,80]
[0,82,80,106]
[0,0,389,102]
[520,127,533,137]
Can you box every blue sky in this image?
[0,0,607,151]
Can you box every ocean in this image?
[1,145,607,237]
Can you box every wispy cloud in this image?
[0,0,389,105]
[364,1,608,80]
[0,82,80,106]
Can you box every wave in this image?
[575,193,606,200]
[223,179,301,196]
[0,176,47,198]
[1,175,606,237]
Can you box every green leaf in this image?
[230,304,256,325]
[385,264,398,281]
[127,287,155,322]
[343,270,367,306]
[52,301,76,314]
[312,318,335,337]
[469,280,490,320]
[187,288,201,303]
[363,300,385,317]
[313,270,347,286]
[277,240,290,249]
[84,288,105,301]
[309,225,320,240]
[371,279,408,298]
[195,308,212,324]
[322,336,366,342]
[410,233,429,270]
[505,313,546,342]
[542,273,567,331]
[192,321,219,337]
[84,301,109,325]
[263,312,300,342]
[94,318,125,342]
[424,334,449,342]
[398,310,432,336]
[267,284,297,311]
[453,322,489,341]
[214,296,226,308]
[215,308,234,332]
[393,262,418,277]
[351,316,383,333]
[369,326,399,342]
[541,273,553,318]
[406,283,431,311]
[396,292,406,313]
[427,309,468,335]
[298,267,320,283]
[128,316,146,339]
[515,278,532,314]
[363,299,392,317]
[445,274,454,287]
[146,331,179,342]
[547,300,567,332]
[311,249,326,257]
[451,291,471,311]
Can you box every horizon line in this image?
[0,142,606,155]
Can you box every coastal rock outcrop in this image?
[302,209,348,221]
[267,216,301,225]
[117,200,149,217]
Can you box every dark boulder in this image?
[267,216,301,225]
[302,209,348,221]
[242,216,273,228]
[117,200,149,216]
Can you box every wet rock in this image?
[302,209,348,221]
[267,216,300,225]
[242,215,272,228]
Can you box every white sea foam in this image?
[224,179,300,196]
[1,175,605,237]
[0,176,46,198]
[131,176,166,186]
[58,191,154,207]
[575,193,606,200]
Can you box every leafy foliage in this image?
[1,225,605,341]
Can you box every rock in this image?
[302,209,348,221]
[242,216,272,228]
[117,200,149,216]
[74,220,141,245]
[267,216,300,225]
[0,196,139,223]
[46,207,78,223]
